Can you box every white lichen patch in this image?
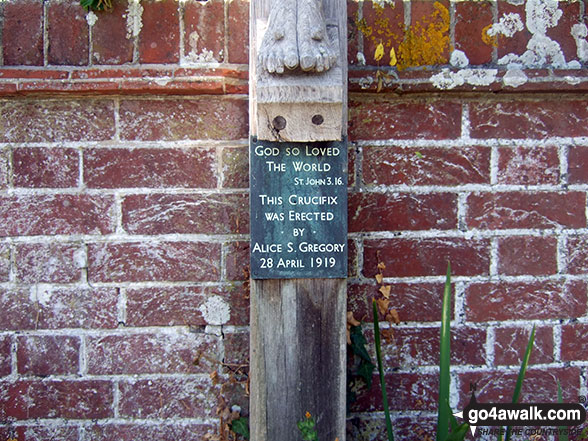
[86,11,98,27]
[486,13,524,39]
[186,31,219,63]
[450,50,469,68]
[432,68,497,90]
[372,0,396,9]
[503,68,528,87]
[571,24,588,62]
[199,295,230,326]
[125,0,144,40]
[29,284,54,307]
[356,52,366,66]
[73,247,87,269]
[495,0,576,69]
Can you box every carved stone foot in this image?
[297,0,337,72]
[258,0,298,74]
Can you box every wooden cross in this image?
[249,0,348,439]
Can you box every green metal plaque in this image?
[250,137,348,279]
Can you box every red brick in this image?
[227,0,249,64]
[225,241,250,281]
[409,0,450,65]
[119,98,248,141]
[2,0,44,65]
[350,372,438,412]
[88,241,221,282]
[496,1,531,61]
[469,100,588,139]
[138,0,180,63]
[377,326,486,367]
[0,244,9,282]
[459,367,580,407]
[0,287,118,330]
[224,331,249,366]
[497,236,557,276]
[13,147,79,188]
[561,323,588,361]
[568,146,588,184]
[127,284,249,327]
[16,243,84,283]
[122,193,249,235]
[222,146,249,188]
[348,145,357,188]
[465,279,587,322]
[455,1,493,65]
[1,379,113,420]
[0,99,115,142]
[118,377,216,418]
[17,335,79,376]
[84,423,214,441]
[87,332,218,375]
[466,191,585,230]
[349,192,457,232]
[184,0,225,62]
[0,194,115,237]
[84,147,217,188]
[361,0,404,66]
[363,145,490,186]
[566,235,588,274]
[497,146,560,185]
[0,425,78,441]
[0,335,11,377]
[546,1,581,64]
[363,238,490,278]
[47,0,89,65]
[348,282,445,323]
[348,239,359,278]
[349,99,461,141]
[91,0,134,64]
[494,326,553,366]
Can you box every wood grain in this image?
[250,278,347,441]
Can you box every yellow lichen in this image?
[482,23,498,47]
[396,1,450,70]
[355,1,450,70]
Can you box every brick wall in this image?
[1,0,588,440]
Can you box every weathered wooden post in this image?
[249,0,348,439]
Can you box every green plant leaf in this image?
[504,325,535,441]
[437,262,452,441]
[558,380,569,441]
[373,299,395,441]
[230,417,250,440]
[350,324,374,363]
[444,423,469,441]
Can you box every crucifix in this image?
[249,0,348,439]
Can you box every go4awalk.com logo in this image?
[453,389,587,438]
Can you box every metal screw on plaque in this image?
[272,116,287,130]
[311,114,324,126]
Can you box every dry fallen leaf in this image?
[388,308,400,324]
[376,298,389,316]
[379,285,391,298]
[346,311,361,344]
[375,273,384,284]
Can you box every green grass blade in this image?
[373,299,395,441]
[437,262,452,441]
[505,325,535,441]
[558,381,569,441]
